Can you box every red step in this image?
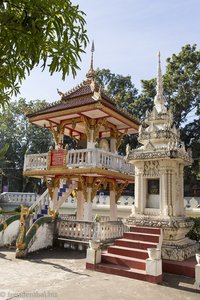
[87,226,162,284]
[124,232,160,243]
[130,226,161,235]
[115,238,157,250]
[101,253,146,270]
[90,263,162,283]
[108,245,148,260]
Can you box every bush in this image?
[186,217,200,242]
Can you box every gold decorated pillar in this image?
[110,189,117,221]
[84,186,93,221]
[81,117,96,149]
[110,180,128,221]
[76,186,85,221]
[78,177,93,222]
[49,122,65,150]
[110,129,117,154]
[45,177,60,211]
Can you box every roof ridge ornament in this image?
[154,51,166,113]
[86,40,96,80]
[92,83,102,101]
[57,88,65,99]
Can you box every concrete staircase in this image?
[87,226,162,283]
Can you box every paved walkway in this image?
[0,247,199,300]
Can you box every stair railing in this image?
[30,189,49,215]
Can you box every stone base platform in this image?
[163,256,197,278]
[162,238,198,261]
[126,215,199,261]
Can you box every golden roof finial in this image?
[86,40,95,80]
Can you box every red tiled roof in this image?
[27,96,96,117]
[27,80,140,126]
[62,83,93,100]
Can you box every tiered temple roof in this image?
[26,51,139,140]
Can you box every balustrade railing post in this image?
[92,222,101,241]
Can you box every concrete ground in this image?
[0,247,199,300]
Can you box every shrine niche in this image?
[146,179,160,209]
[148,179,159,195]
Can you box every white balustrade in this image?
[23,148,134,174]
[93,221,125,242]
[68,148,134,174]
[57,220,94,241]
[30,189,50,214]
[24,153,48,171]
[59,214,77,221]
[0,192,37,205]
[57,219,125,242]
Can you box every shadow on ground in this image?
[0,247,199,293]
[27,247,90,277]
[162,273,199,294]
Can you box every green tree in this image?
[131,44,200,125]
[96,68,138,112]
[129,78,156,120]
[0,99,53,192]
[0,144,9,160]
[165,44,200,124]
[0,0,88,107]
[181,119,200,194]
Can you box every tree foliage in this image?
[0,144,9,160]
[186,217,200,241]
[165,44,200,124]
[132,44,200,125]
[96,68,138,112]
[0,99,53,191]
[0,0,88,107]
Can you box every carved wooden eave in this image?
[110,180,129,202]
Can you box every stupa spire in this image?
[86,40,95,80]
[154,51,165,112]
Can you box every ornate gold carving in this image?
[48,208,58,220]
[116,129,128,150]
[71,118,77,130]
[49,122,65,146]
[45,177,60,200]
[81,116,91,141]
[78,176,88,200]
[16,205,30,250]
[92,84,102,101]
[91,178,108,200]
[3,223,7,231]
[110,180,129,202]
[93,118,106,141]
[81,116,109,142]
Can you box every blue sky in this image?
[19,0,200,103]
